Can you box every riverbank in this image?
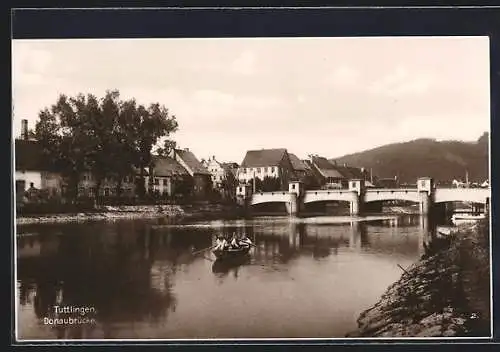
[347,218,490,338]
[16,203,243,226]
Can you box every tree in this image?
[132,103,179,197]
[220,168,239,201]
[246,177,264,192]
[261,176,281,192]
[35,94,100,202]
[156,139,177,157]
[34,90,179,203]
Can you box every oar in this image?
[192,245,217,256]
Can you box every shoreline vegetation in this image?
[347,217,490,337]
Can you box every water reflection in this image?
[17,215,442,339]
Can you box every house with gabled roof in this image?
[288,153,312,182]
[169,148,211,199]
[328,159,375,187]
[308,155,347,189]
[238,148,295,190]
[148,155,190,197]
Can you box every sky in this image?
[12,36,490,163]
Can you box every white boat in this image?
[451,213,486,225]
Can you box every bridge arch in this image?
[364,189,421,204]
[250,191,295,206]
[434,188,490,204]
[302,190,356,205]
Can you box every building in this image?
[148,156,190,197]
[288,153,311,182]
[77,170,142,198]
[169,148,211,198]
[15,120,63,202]
[205,156,226,189]
[238,148,295,189]
[308,155,347,189]
[329,161,375,187]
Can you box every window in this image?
[272,167,276,173]
[104,188,110,196]
[154,178,160,185]
[239,187,242,192]
[292,184,296,190]
[257,168,261,173]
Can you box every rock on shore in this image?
[347,221,490,338]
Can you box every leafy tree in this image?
[261,176,281,192]
[246,177,263,192]
[34,90,178,203]
[35,94,99,201]
[220,167,239,201]
[133,103,179,197]
[156,139,177,157]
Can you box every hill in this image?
[331,133,489,184]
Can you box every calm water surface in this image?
[16,215,439,340]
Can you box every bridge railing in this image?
[254,191,289,196]
[366,188,419,193]
[305,189,351,194]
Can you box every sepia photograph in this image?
[13,36,491,341]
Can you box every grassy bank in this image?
[348,217,490,337]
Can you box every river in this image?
[15,214,441,340]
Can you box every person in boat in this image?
[230,234,240,249]
[214,236,228,251]
[238,235,252,248]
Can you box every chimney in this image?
[21,119,28,140]
[184,147,189,152]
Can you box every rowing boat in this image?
[212,245,251,260]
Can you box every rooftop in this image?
[288,153,310,171]
[240,148,288,168]
[175,149,211,175]
[151,155,189,177]
[310,156,345,178]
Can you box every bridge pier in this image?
[419,192,431,215]
[285,193,299,216]
[350,195,360,216]
[418,177,433,215]
[349,179,364,216]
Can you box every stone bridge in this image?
[236,177,490,216]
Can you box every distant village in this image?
[14,119,487,207]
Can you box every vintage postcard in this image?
[13,35,491,341]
